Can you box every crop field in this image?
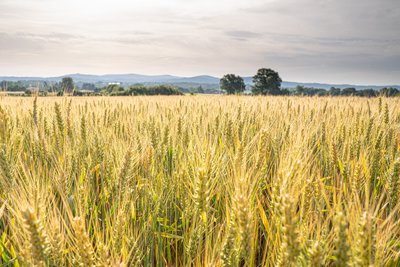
[0,95,400,266]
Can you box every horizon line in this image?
[0,72,399,87]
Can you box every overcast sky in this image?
[0,0,399,84]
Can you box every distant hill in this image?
[280,81,400,90]
[1,73,399,90]
[243,77,400,90]
[171,75,220,84]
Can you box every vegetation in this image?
[252,68,282,95]
[61,77,75,95]
[101,84,184,96]
[220,74,246,94]
[288,86,400,97]
[0,81,27,92]
[0,96,400,266]
[81,83,97,91]
[2,76,400,97]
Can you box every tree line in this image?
[287,86,400,97]
[19,78,184,96]
[3,70,400,97]
[220,68,400,97]
[100,84,183,96]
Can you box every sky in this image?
[0,0,399,85]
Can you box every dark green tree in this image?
[82,83,96,90]
[61,77,74,95]
[380,87,399,97]
[252,68,282,95]
[341,87,356,96]
[295,85,305,96]
[220,74,246,94]
[357,89,376,97]
[196,85,205,94]
[329,87,341,96]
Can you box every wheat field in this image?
[0,95,399,266]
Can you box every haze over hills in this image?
[1,73,399,90]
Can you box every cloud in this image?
[0,32,85,52]
[0,32,44,52]
[240,0,400,38]
[225,30,262,41]
[0,0,399,84]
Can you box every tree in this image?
[82,83,96,90]
[196,85,205,94]
[357,89,376,97]
[220,74,246,94]
[341,87,356,96]
[295,85,305,96]
[61,77,74,95]
[380,87,399,97]
[252,68,282,95]
[329,87,341,96]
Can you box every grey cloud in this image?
[0,2,28,17]
[21,32,84,41]
[126,31,154,36]
[0,32,44,52]
[264,52,400,72]
[104,36,156,46]
[0,0,399,83]
[0,31,86,55]
[106,31,156,45]
[225,30,262,41]
[266,32,400,48]
[239,0,400,39]
[0,32,83,42]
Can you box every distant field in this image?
[0,96,399,266]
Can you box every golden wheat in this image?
[0,95,399,266]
